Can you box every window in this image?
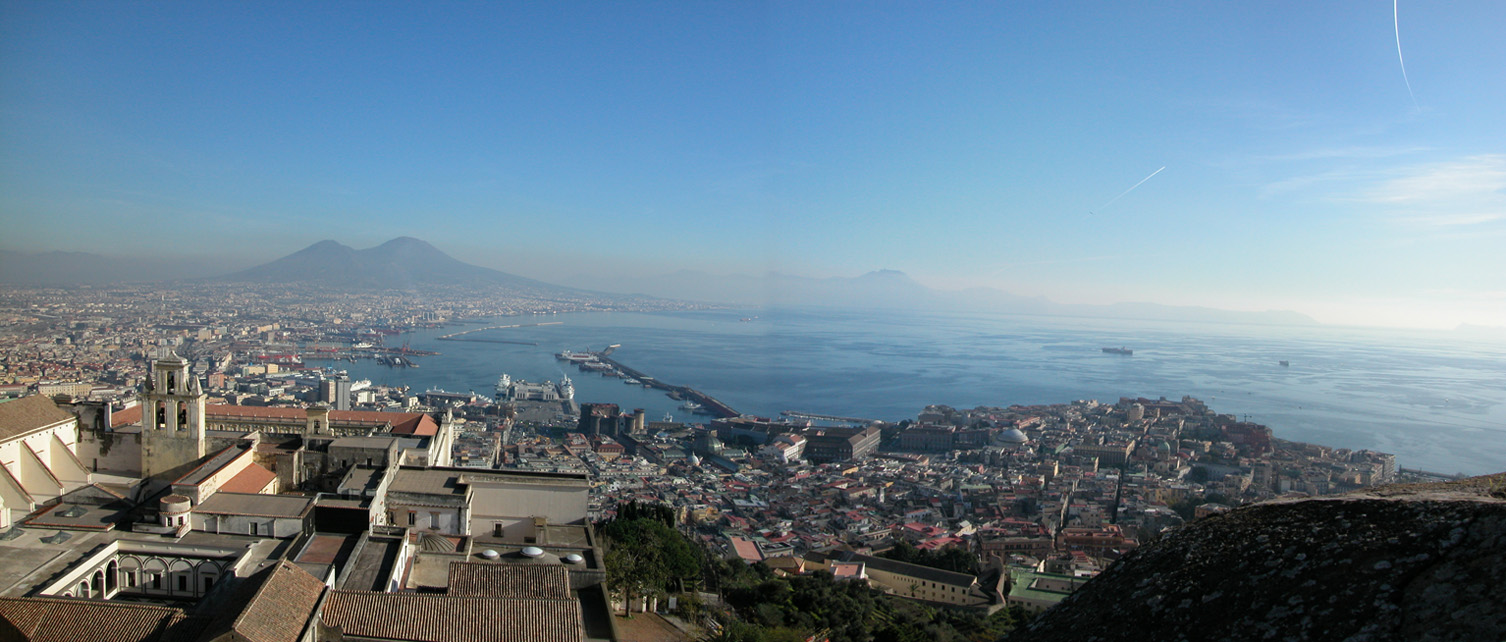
[250,522,258,536]
[408,511,416,526]
[494,523,504,537]
[430,512,440,528]
[178,575,187,592]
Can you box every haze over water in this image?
[344,307,1505,477]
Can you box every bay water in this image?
[343,307,1506,476]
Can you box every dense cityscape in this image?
[0,282,1437,642]
[7,1,1505,637]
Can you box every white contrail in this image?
[1394,0,1420,110]
[1097,166,1165,212]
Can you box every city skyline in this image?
[3,2,1504,330]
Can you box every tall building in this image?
[139,350,207,480]
[320,375,353,411]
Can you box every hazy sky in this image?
[2,2,1503,329]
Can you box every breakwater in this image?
[437,321,562,339]
[780,410,881,425]
[590,352,741,419]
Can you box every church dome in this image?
[996,428,1029,444]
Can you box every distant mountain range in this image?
[561,268,1321,326]
[0,250,244,286]
[214,237,575,294]
[3,238,1319,325]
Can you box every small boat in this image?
[1279,360,1290,367]
[1102,347,1133,355]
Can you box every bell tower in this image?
[141,349,207,478]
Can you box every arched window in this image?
[106,561,118,592]
[197,561,220,595]
[119,557,141,589]
[167,373,176,391]
[178,404,188,430]
[156,401,167,429]
[168,560,194,596]
[142,559,167,592]
[77,580,89,598]
[91,570,104,597]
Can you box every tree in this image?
[877,541,979,575]
[599,514,704,613]
[606,544,664,615]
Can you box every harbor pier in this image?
[586,351,741,419]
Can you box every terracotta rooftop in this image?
[199,560,326,642]
[321,591,583,642]
[111,404,143,429]
[0,395,75,442]
[205,405,438,436]
[446,562,571,599]
[219,461,278,494]
[0,596,206,642]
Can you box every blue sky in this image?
[2,2,1503,329]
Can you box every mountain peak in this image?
[375,236,435,250]
[217,237,567,293]
[858,269,911,280]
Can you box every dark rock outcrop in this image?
[1012,475,1506,642]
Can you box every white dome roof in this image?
[997,428,1029,443]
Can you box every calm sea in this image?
[341,307,1506,476]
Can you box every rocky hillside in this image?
[1011,474,1506,642]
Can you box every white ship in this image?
[555,350,596,363]
[496,373,573,403]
